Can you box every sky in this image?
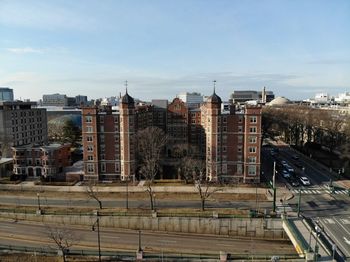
[0,0,350,101]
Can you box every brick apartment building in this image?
[0,101,48,151]
[12,143,71,178]
[82,89,262,183]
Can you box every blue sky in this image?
[0,0,349,101]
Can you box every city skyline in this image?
[1,0,350,101]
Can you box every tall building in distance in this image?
[82,87,262,183]
[0,87,14,102]
[176,92,203,107]
[230,88,275,104]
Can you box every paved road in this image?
[0,195,272,211]
[0,220,295,256]
[319,215,350,258]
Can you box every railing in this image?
[0,208,251,219]
[283,218,309,252]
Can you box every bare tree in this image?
[173,143,199,183]
[137,127,167,211]
[47,225,79,262]
[193,160,221,211]
[85,183,103,209]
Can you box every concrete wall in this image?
[1,212,286,239]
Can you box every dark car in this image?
[290,179,300,187]
[292,155,299,160]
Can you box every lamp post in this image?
[138,230,142,252]
[92,212,101,262]
[272,161,276,213]
[126,177,129,210]
[314,225,321,261]
[36,193,41,211]
[297,189,301,217]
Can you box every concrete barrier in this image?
[1,212,286,239]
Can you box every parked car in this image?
[285,165,294,173]
[292,155,299,160]
[281,170,291,179]
[290,179,300,187]
[281,160,287,165]
[300,176,311,186]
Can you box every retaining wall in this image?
[0,212,286,239]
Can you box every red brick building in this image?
[12,143,71,178]
[82,90,261,183]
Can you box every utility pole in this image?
[273,161,276,213]
[297,188,301,217]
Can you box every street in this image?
[0,220,295,256]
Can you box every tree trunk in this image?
[201,198,205,211]
[98,200,102,209]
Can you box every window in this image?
[115,163,120,172]
[250,116,257,123]
[248,165,256,175]
[100,154,105,160]
[248,157,256,163]
[87,136,93,142]
[100,135,105,143]
[223,117,227,123]
[100,125,104,132]
[86,126,93,133]
[88,155,93,161]
[238,135,243,143]
[249,127,257,133]
[249,136,257,143]
[238,126,243,132]
[87,164,94,173]
[85,116,92,123]
[237,164,243,174]
[101,163,106,172]
[100,116,104,123]
[249,147,256,153]
[87,145,93,152]
[238,116,243,123]
[237,146,242,152]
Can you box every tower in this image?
[119,83,136,181]
[202,81,222,181]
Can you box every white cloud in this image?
[6,47,44,54]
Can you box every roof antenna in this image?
[125,80,128,94]
[213,80,217,94]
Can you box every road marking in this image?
[340,219,350,225]
[336,191,341,194]
[324,218,336,224]
[103,236,120,239]
[0,225,15,229]
[334,217,350,236]
[216,244,232,247]
[157,240,177,244]
[316,190,321,194]
[342,190,348,194]
[343,237,350,245]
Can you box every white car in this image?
[300,176,311,186]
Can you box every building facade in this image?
[12,143,71,178]
[0,101,48,156]
[82,91,262,183]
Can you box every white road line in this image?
[103,236,120,239]
[216,244,233,247]
[334,217,350,236]
[316,190,321,194]
[0,225,15,229]
[157,240,177,244]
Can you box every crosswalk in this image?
[276,202,293,214]
[291,185,349,195]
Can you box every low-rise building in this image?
[12,143,71,179]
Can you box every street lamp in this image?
[92,212,101,262]
[314,225,322,261]
[36,193,41,211]
[126,177,129,210]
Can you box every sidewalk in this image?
[0,182,270,195]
